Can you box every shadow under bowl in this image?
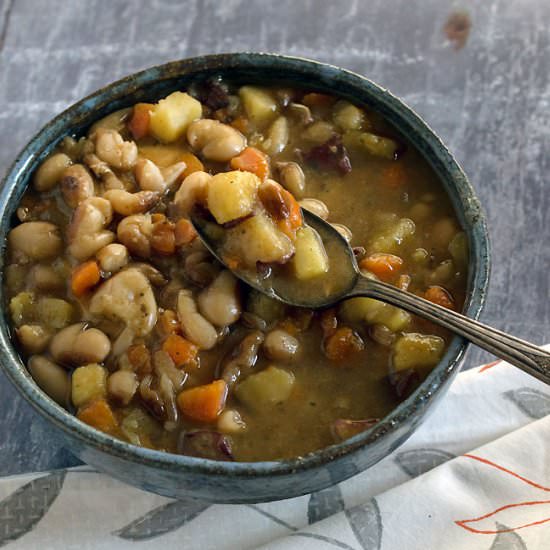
[0,53,490,503]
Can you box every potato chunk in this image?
[149,92,202,143]
[392,333,445,372]
[207,170,260,224]
[291,226,329,280]
[343,131,399,159]
[72,364,107,407]
[339,297,411,332]
[235,366,295,410]
[449,231,468,269]
[9,291,34,327]
[369,218,415,254]
[239,86,278,125]
[332,101,364,131]
[225,213,294,266]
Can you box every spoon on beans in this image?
[191,209,550,385]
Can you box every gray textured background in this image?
[0,0,548,475]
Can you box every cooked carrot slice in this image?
[302,92,336,107]
[181,152,204,178]
[424,285,455,309]
[324,327,364,362]
[127,103,153,140]
[162,334,198,368]
[77,399,118,434]
[71,260,101,297]
[230,147,270,181]
[174,218,198,246]
[177,380,228,423]
[359,253,403,281]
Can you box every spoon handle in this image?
[351,277,550,384]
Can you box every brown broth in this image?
[4,82,468,461]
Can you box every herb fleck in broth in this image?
[4,81,468,461]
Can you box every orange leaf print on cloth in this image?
[479,360,502,373]
[455,500,550,534]
[455,454,550,535]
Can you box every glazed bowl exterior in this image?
[0,53,490,503]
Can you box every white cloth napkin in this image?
[1,347,549,550]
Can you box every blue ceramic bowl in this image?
[0,53,490,503]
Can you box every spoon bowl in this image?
[192,208,358,308]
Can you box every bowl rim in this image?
[0,52,490,478]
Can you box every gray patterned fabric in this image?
[1,351,548,549]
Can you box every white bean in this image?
[116,214,153,258]
[9,222,63,260]
[103,189,159,216]
[135,158,163,191]
[263,329,299,362]
[217,409,247,434]
[96,243,129,273]
[135,158,186,193]
[198,270,241,327]
[331,223,353,242]
[28,355,70,405]
[60,164,95,208]
[67,197,114,260]
[187,119,246,162]
[173,171,211,216]
[16,325,51,354]
[34,153,72,191]
[49,322,111,366]
[94,129,138,170]
[177,289,218,350]
[108,370,138,405]
[276,161,305,198]
[298,198,329,220]
[262,116,289,155]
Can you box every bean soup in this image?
[4,80,468,461]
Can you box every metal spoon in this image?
[192,209,550,384]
